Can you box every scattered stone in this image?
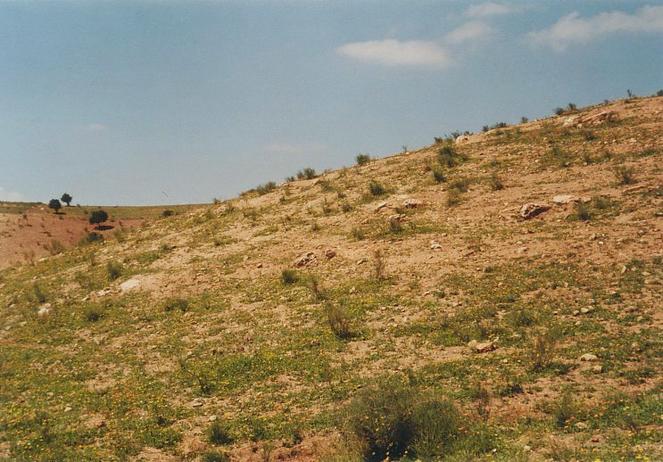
[96,288,112,297]
[208,415,218,422]
[119,278,141,293]
[191,398,204,408]
[37,303,52,317]
[374,202,390,212]
[520,203,550,220]
[592,365,603,373]
[552,194,578,205]
[575,422,588,430]
[64,406,72,412]
[430,241,442,250]
[468,340,497,353]
[580,307,594,314]
[294,252,317,268]
[256,263,263,268]
[579,353,598,362]
[324,249,336,259]
[402,198,423,209]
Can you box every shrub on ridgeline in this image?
[356,154,371,166]
[60,193,72,206]
[48,199,62,214]
[296,168,317,180]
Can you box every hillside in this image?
[0,96,661,461]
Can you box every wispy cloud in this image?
[336,39,451,68]
[85,123,108,132]
[529,5,663,51]
[465,2,512,18]
[445,21,492,44]
[0,186,24,202]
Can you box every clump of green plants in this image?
[368,180,387,197]
[356,153,371,166]
[164,297,189,313]
[544,144,572,167]
[325,303,353,339]
[437,143,465,168]
[33,284,47,303]
[296,167,317,180]
[552,391,577,428]
[573,201,592,221]
[529,330,557,372]
[488,173,504,191]
[345,377,460,461]
[305,274,325,302]
[208,421,233,445]
[106,261,123,281]
[281,269,298,285]
[202,451,229,462]
[449,177,470,193]
[255,181,277,195]
[613,165,636,185]
[388,216,403,234]
[431,164,446,183]
[84,306,104,322]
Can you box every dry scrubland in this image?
[0,97,661,461]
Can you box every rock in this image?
[191,398,204,408]
[552,194,578,205]
[64,406,72,412]
[562,116,578,127]
[388,214,406,223]
[402,198,423,209]
[374,202,390,212]
[256,263,263,268]
[294,252,317,268]
[96,288,112,297]
[324,249,336,259]
[455,134,472,144]
[575,422,588,430]
[579,110,618,126]
[580,307,593,314]
[468,340,496,353]
[520,203,550,219]
[119,278,141,293]
[208,415,218,422]
[592,365,603,373]
[430,241,442,250]
[579,353,598,362]
[37,304,52,317]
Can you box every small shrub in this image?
[325,304,352,339]
[45,239,65,255]
[161,209,175,218]
[351,227,365,241]
[373,249,386,280]
[255,181,277,195]
[530,330,556,371]
[520,116,528,124]
[202,451,229,462]
[431,164,446,183]
[106,261,123,281]
[82,232,104,244]
[341,202,353,213]
[89,210,109,226]
[208,421,233,445]
[356,154,371,166]
[306,275,325,302]
[33,284,47,303]
[388,217,403,234]
[48,199,62,214]
[164,297,189,313]
[437,144,463,168]
[488,173,503,191]
[446,188,462,207]
[368,180,386,197]
[574,202,591,221]
[449,177,470,192]
[296,167,317,180]
[614,165,636,185]
[554,107,566,116]
[582,130,597,141]
[281,269,298,285]
[84,307,104,322]
[553,391,576,428]
[410,398,460,459]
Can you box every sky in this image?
[1,0,662,205]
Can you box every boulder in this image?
[324,249,336,259]
[468,339,497,353]
[402,198,423,209]
[552,194,578,205]
[520,203,550,219]
[294,252,317,268]
[37,303,52,317]
[579,353,598,362]
[119,278,141,293]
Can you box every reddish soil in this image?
[0,205,141,269]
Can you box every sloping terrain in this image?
[0,97,661,461]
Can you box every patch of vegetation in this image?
[281,269,298,285]
[613,165,636,185]
[106,261,123,281]
[355,153,371,166]
[163,297,189,313]
[368,180,387,197]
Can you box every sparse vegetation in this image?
[368,180,386,196]
[324,303,352,339]
[355,153,371,166]
[281,269,298,285]
[106,260,123,281]
[614,165,636,185]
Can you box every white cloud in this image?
[85,123,108,132]
[466,2,512,18]
[0,187,24,202]
[336,39,451,67]
[529,5,663,51]
[445,21,492,44]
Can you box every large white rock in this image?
[120,278,141,293]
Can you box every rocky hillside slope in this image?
[1,96,661,461]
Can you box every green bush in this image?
[296,167,317,180]
[106,261,123,281]
[368,180,386,197]
[255,181,277,195]
[613,165,636,185]
[437,144,464,168]
[163,297,189,313]
[432,164,446,183]
[356,154,371,166]
[208,421,233,445]
[488,173,504,191]
[281,269,298,285]
[345,377,460,461]
[325,303,352,339]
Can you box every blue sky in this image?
[1,0,662,205]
